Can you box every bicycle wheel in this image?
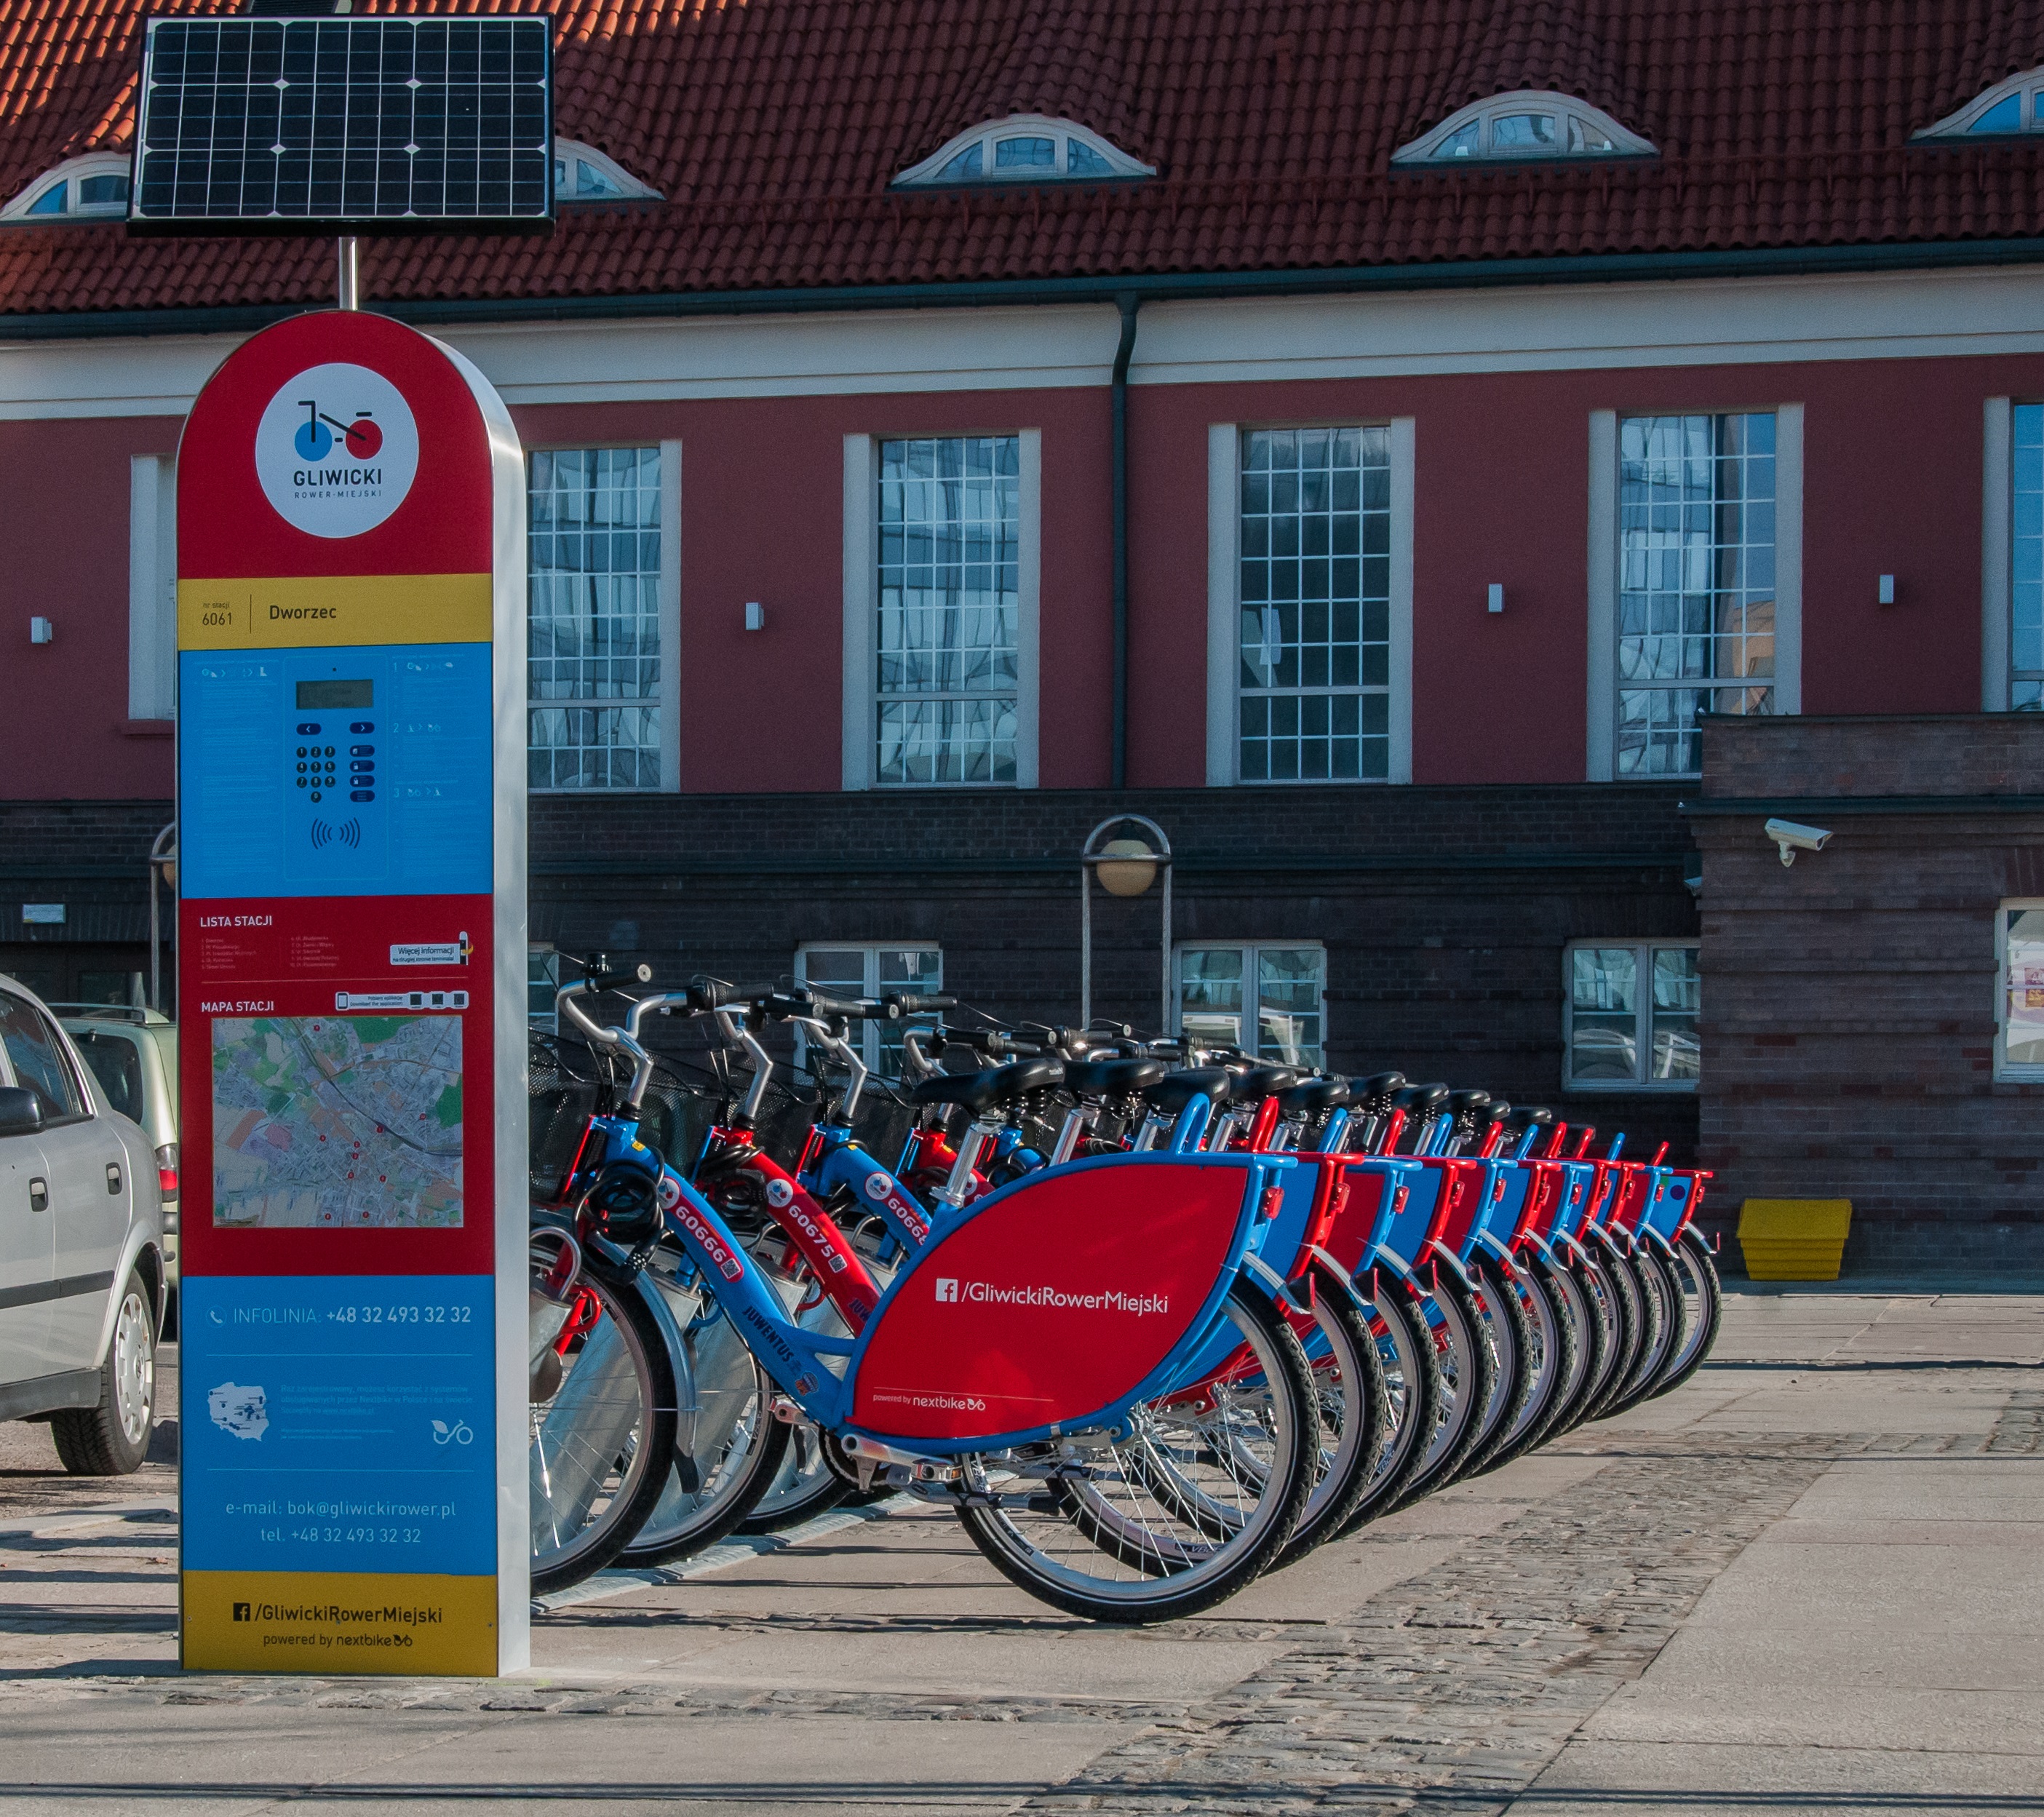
[1605,1242,1685,1416]
[530,1255,677,1596]
[1336,1278,1443,1535]
[953,1283,1316,1623]
[1513,1253,1592,1457]
[1273,1265,1388,1565]
[1458,1255,1534,1476]
[1470,1257,1574,1476]
[737,1419,852,1534]
[615,1275,790,1568]
[1552,1249,1624,1436]
[1649,1228,1723,1399]
[1585,1241,1655,1423]
[1390,1270,1496,1508]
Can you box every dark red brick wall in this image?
[1695,714,2044,1268]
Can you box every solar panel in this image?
[130,15,553,233]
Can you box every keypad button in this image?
[310,790,322,803]
[351,790,375,803]
[296,722,319,735]
[295,776,306,788]
[323,745,335,757]
[351,744,374,756]
[349,721,373,733]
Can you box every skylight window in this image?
[1,154,132,222]
[894,115,1153,188]
[552,140,661,204]
[1392,91,1655,165]
[1917,69,2044,140]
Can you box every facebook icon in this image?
[934,1279,958,1303]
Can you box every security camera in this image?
[1764,817,1833,867]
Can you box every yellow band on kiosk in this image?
[183,1570,499,1676]
[178,573,493,650]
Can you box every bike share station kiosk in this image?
[141,7,550,1674]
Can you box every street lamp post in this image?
[1079,814,1174,1033]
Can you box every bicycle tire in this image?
[953,1282,1316,1623]
[1459,1255,1535,1476]
[1606,1242,1686,1417]
[530,1255,678,1597]
[615,1289,791,1569]
[737,1422,853,1535]
[1390,1268,1496,1508]
[1584,1240,1656,1423]
[1469,1257,1574,1477]
[1549,1250,1620,1437]
[1273,1263,1390,1567]
[1649,1228,1723,1399]
[1336,1276,1444,1535]
[1509,1253,1592,1459]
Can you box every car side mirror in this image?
[0,1086,45,1137]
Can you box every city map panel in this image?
[212,1013,463,1229]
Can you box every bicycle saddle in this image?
[1143,1066,1232,1114]
[1061,1057,1169,1098]
[1444,1088,1492,1118]
[1351,1070,1406,1110]
[1277,1076,1350,1115]
[1393,1082,1450,1115]
[1226,1065,1302,1102]
[910,1057,1065,1114]
[1508,1105,1556,1132]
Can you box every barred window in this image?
[528,447,663,791]
[1616,413,1776,777]
[876,437,1019,785]
[1239,426,1391,783]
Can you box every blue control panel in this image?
[180,644,492,899]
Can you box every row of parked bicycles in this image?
[525,958,1721,1623]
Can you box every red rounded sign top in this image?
[179,310,496,580]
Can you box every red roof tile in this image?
[5,0,2044,319]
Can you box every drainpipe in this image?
[1110,292,1140,790]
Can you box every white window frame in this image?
[1587,405,1802,782]
[1206,419,1414,786]
[842,430,1038,790]
[1995,900,2044,1081]
[1983,397,2044,712]
[526,440,681,794]
[552,138,661,204]
[1918,69,2044,140]
[893,115,1153,187]
[1,153,131,221]
[128,454,176,723]
[794,943,942,1078]
[1392,91,1655,164]
[1563,939,1701,1093]
[1171,942,1328,1067]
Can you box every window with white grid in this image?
[1617,413,1776,777]
[1174,945,1325,1067]
[2013,406,2044,710]
[795,945,942,1079]
[1564,942,1700,1090]
[528,447,663,790]
[1238,427,1390,782]
[876,437,1019,785]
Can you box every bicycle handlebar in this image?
[936,1027,1043,1059]
[688,975,782,1011]
[882,992,955,1017]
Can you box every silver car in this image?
[0,974,167,1474]
[55,1006,179,1300]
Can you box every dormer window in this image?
[552,140,661,204]
[1918,69,2044,140]
[1,154,131,221]
[894,115,1153,188]
[1393,91,1655,165]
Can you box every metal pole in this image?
[148,861,159,1013]
[1080,863,1093,1030]
[337,236,359,310]
[1160,862,1172,1035]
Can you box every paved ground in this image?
[1,1284,2040,1814]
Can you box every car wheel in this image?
[51,1271,156,1476]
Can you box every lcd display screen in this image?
[296,680,373,709]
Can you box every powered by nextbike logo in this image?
[932,1277,1169,1316]
[255,362,421,539]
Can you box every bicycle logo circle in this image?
[430,1418,474,1446]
